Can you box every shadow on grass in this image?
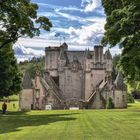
[0,111,78,134]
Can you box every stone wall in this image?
[45,48,60,77]
[114,90,127,108]
[59,68,84,103]
[45,90,62,109]
[33,76,46,110]
[20,89,33,110]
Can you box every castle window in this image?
[91,74,93,77]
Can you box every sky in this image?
[15,0,121,61]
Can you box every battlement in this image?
[45,46,60,51]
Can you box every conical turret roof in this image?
[22,70,32,89]
[104,49,112,59]
[114,72,125,90]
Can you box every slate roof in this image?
[104,49,112,59]
[22,70,32,89]
[114,72,124,90]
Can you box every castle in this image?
[20,43,127,110]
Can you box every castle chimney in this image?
[94,45,103,63]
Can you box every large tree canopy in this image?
[0,0,52,97]
[0,43,22,97]
[0,0,52,48]
[102,0,140,82]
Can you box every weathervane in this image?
[55,32,66,45]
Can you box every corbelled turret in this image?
[104,49,112,60]
[104,49,112,72]
[114,72,125,90]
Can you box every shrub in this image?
[127,93,135,103]
[106,97,114,109]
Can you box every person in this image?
[13,103,16,108]
[2,102,7,114]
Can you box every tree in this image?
[112,54,121,80]
[0,0,52,48]
[0,43,22,97]
[27,57,45,79]
[0,1,52,97]
[102,0,140,82]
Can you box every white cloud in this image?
[51,16,105,45]
[54,10,88,24]
[55,6,83,12]
[70,23,104,45]
[82,0,102,12]
[16,38,60,48]
[38,11,59,18]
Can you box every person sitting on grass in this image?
[2,102,7,114]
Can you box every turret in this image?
[58,43,69,71]
[93,45,104,69]
[114,72,125,90]
[60,42,68,51]
[104,49,112,72]
[85,48,92,71]
[94,45,103,63]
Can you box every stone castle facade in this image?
[20,43,127,110]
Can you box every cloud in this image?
[82,0,102,12]
[55,5,83,12]
[51,16,105,45]
[54,10,88,24]
[13,43,45,62]
[38,11,59,18]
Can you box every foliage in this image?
[0,44,22,97]
[127,93,135,103]
[19,57,45,79]
[132,91,140,99]
[102,0,140,82]
[112,54,121,80]
[106,97,114,109]
[127,80,140,96]
[0,95,19,101]
[0,0,52,48]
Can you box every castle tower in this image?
[93,45,105,69]
[94,45,103,63]
[114,72,127,108]
[58,43,69,71]
[104,49,112,72]
[85,48,92,71]
[45,46,60,77]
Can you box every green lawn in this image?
[0,102,140,140]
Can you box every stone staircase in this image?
[87,79,107,103]
[44,73,64,101]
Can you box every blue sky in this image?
[15,0,121,61]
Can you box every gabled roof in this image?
[60,42,68,50]
[104,49,112,59]
[22,70,32,89]
[114,72,124,90]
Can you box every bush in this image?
[127,93,135,103]
[106,97,114,109]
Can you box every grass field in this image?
[0,101,140,140]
